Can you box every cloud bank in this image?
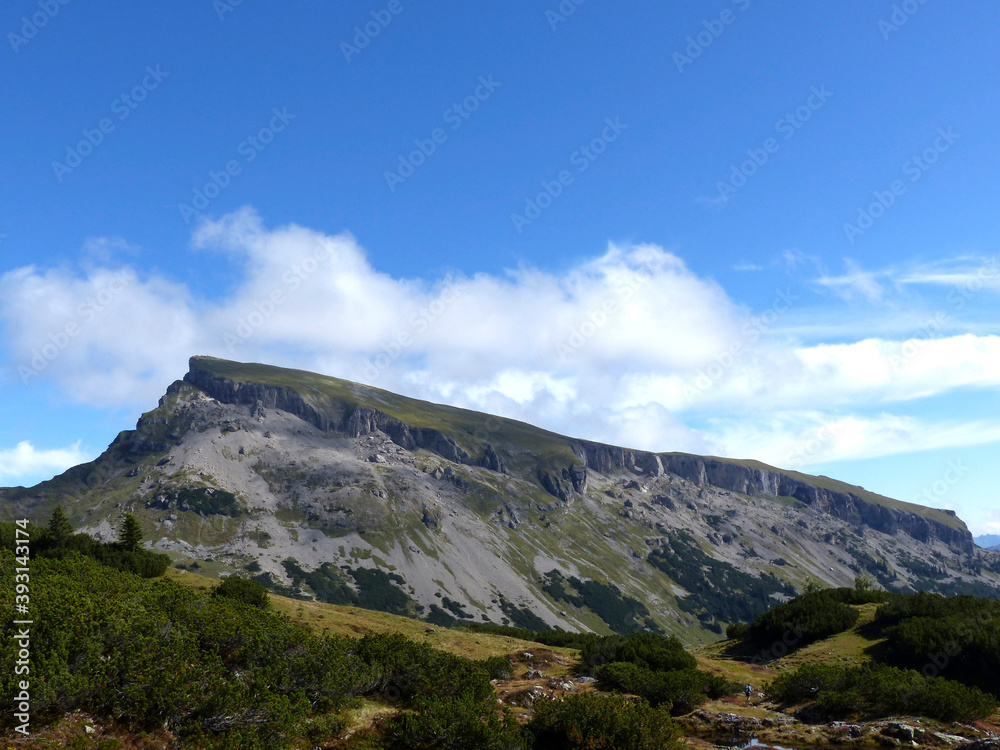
[2,207,999,475]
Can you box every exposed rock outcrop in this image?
[572,442,973,554]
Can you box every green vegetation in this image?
[871,590,1000,696]
[741,588,864,651]
[0,530,534,749]
[279,558,423,617]
[0,518,169,579]
[118,512,143,552]
[576,632,737,715]
[47,505,73,545]
[595,663,737,715]
[542,570,661,634]
[527,693,681,750]
[713,581,1000,724]
[482,655,515,680]
[459,622,606,650]
[579,632,695,673]
[213,575,270,608]
[647,530,796,627]
[385,691,527,749]
[164,486,241,517]
[766,662,996,722]
[897,552,948,580]
[497,594,552,631]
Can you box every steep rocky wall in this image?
[184,361,498,472]
[184,360,972,554]
[574,441,973,554]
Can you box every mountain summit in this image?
[3,356,997,641]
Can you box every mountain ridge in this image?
[184,356,971,552]
[2,355,997,642]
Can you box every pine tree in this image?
[119,513,143,552]
[48,505,74,546]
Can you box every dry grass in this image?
[165,567,577,662]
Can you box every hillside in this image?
[3,355,999,641]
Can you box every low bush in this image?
[213,576,270,608]
[481,656,514,681]
[766,662,997,722]
[579,633,695,673]
[385,691,529,750]
[744,589,860,651]
[527,693,681,750]
[595,662,738,715]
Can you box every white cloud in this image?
[0,440,90,485]
[815,258,885,303]
[703,412,1000,469]
[2,207,1000,476]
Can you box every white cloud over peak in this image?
[2,207,1000,477]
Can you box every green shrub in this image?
[0,520,169,578]
[213,576,270,608]
[766,662,997,722]
[352,633,494,703]
[481,656,514,681]
[872,593,1000,696]
[726,622,750,640]
[579,633,695,673]
[595,663,737,715]
[745,589,859,653]
[301,712,350,744]
[385,691,529,750]
[0,547,519,749]
[528,693,681,750]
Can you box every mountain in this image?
[976,534,1000,550]
[4,356,999,642]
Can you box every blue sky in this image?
[2,1,999,534]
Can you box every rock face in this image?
[3,355,996,640]
[571,443,973,554]
[185,365,496,473]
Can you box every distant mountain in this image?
[976,534,1000,550]
[3,355,999,642]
